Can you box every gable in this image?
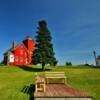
[14,43,28,53]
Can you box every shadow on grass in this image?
[18,66,51,72]
[21,84,35,100]
[91,66,100,68]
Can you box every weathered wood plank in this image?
[34,84,91,97]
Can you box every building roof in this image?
[23,36,35,42]
[4,43,28,56]
[4,36,34,56]
[4,46,17,55]
[97,55,100,60]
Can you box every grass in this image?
[0,65,100,100]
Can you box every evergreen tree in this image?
[32,20,57,70]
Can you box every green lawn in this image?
[0,65,100,100]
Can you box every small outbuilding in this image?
[96,55,100,66]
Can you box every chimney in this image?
[93,50,97,66]
[12,40,16,49]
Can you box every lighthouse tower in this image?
[23,36,35,64]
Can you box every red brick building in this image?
[4,36,35,65]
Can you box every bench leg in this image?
[35,83,37,92]
[46,78,48,84]
[44,83,46,92]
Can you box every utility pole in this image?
[93,50,97,66]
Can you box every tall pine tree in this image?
[32,20,57,70]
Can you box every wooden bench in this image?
[45,72,66,84]
[35,75,46,93]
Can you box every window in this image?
[25,58,28,64]
[30,51,32,55]
[15,56,18,62]
[20,57,23,62]
[20,50,23,54]
[25,52,27,56]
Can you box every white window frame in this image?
[20,57,23,62]
[20,50,23,55]
[15,56,18,62]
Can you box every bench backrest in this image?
[45,72,65,77]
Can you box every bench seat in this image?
[45,72,66,84]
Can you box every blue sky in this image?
[0,0,100,65]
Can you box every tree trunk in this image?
[42,63,45,70]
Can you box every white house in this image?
[96,55,100,66]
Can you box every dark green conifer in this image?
[32,20,57,70]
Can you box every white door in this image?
[8,54,14,63]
